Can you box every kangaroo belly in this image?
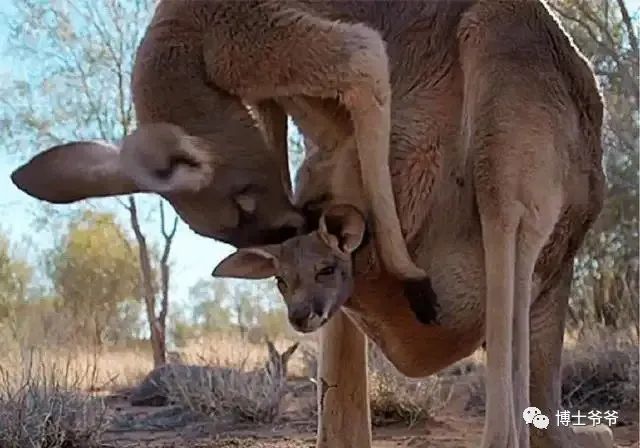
[345,240,486,378]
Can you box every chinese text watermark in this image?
[522,406,618,430]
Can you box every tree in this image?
[125,197,178,365]
[549,0,639,332]
[227,280,286,339]
[1,0,178,365]
[185,276,288,340]
[0,234,33,340]
[47,210,141,347]
[189,278,233,333]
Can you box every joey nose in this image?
[288,308,312,330]
[312,298,326,318]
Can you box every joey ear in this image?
[119,123,215,194]
[211,245,281,279]
[318,204,366,256]
[11,141,143,204]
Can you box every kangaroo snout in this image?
[288,298,330,333]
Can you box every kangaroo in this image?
[10,0,424,280]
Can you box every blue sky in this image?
[0,0,638,310]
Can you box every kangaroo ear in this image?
[11,123,216,205]
[211,245,282,279]
[11,141,143,203]
[318,204,366,256]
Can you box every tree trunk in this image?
[124,198,178,368]
[149,317,166,367]
[127,197,166,367]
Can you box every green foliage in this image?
[47,210,142,346]
[189,279,233,333]
[175,277,290,343]
[0,235,32,323]
[0,235,34,346]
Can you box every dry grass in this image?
[0,327,636,446]
[561,329,639,411]
[166,333,312,379]
[367,344,453,427]
[163,363,290,424]
[456,329,639,416]
[126,339,303,425]
[0,333,306,395]
[0,352,108,448]
[0,344,152,393]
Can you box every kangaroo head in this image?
[264,339,299,379]
[212,204,365,333]
[10,122,304,248]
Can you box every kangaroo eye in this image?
[315,265,336,280]
[275,276,287,292]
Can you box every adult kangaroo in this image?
[286,2,605,448]
[210,1,604,447]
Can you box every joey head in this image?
[212,204,365,333]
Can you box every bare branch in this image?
[159,200,179,242]
[114,197,130,211]
[615,0,639,64]
[549,1,639,95]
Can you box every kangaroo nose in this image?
[288,308,312,330]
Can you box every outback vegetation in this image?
[0,0,637,447]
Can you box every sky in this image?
[0,0,638,310]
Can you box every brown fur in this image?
[11,1,607,447]
[214,2,607,448]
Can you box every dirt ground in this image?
[100,384,639,448]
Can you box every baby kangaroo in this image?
[212,204,438,333]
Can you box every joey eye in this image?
[315,265,336,280]
[275,276,287,292]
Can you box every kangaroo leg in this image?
[478,208,519,448]
[203,3,425,280]
[530,263,574,448]
[513,200,562,448]
[316,310,371,448]
[461,22,580,444]
[530,264,615,448]
[475,145,563,448]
